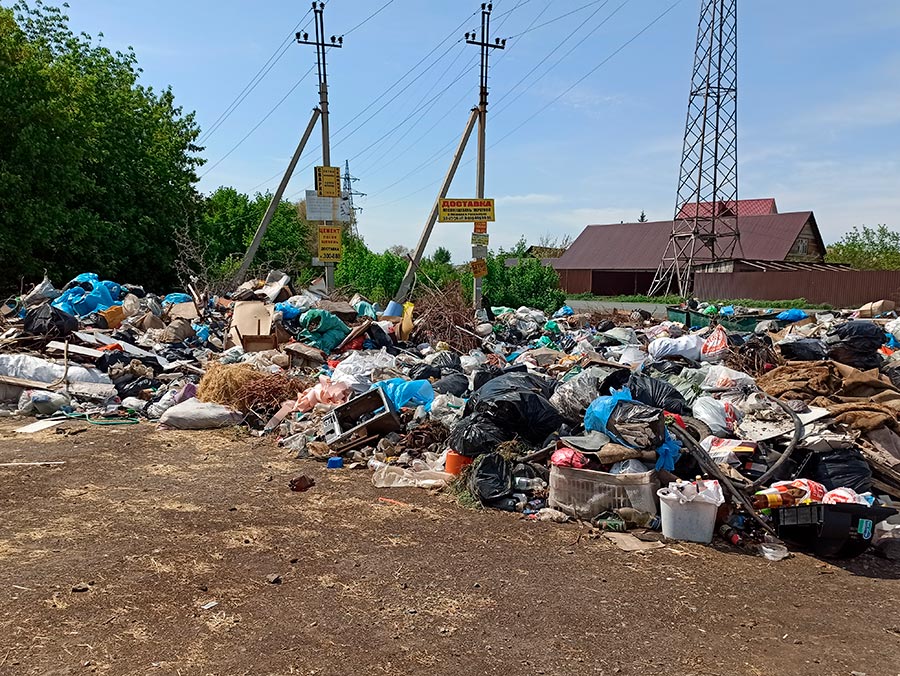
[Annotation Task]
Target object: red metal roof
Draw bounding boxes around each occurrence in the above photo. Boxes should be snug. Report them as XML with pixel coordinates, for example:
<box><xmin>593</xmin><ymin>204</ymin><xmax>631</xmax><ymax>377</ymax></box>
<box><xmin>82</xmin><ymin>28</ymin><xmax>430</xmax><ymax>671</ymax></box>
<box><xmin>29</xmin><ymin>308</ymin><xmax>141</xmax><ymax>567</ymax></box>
<box><xmin>554</xmin><ymin>211</ymin><xmax>815</xmax><ymax>271</ymax></box>
<box><xmin>676</xmin><ymin>198</ymin><xmax>777</xmax><ymax>219</ymax></box>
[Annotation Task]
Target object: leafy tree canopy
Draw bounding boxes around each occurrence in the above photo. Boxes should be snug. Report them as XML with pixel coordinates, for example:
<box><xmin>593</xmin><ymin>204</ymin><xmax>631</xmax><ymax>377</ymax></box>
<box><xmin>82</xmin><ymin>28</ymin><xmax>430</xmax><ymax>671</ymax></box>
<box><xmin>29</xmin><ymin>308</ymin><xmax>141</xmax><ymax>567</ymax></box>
<box><xmin>0</xmin><ymin>1</ymin><xmax>202</xmax><ymax>292</ymax></box>
<box><xmin>825</xmin><ymin>225</ymin><xmax>900</xmax><ymax>270</ymax></box>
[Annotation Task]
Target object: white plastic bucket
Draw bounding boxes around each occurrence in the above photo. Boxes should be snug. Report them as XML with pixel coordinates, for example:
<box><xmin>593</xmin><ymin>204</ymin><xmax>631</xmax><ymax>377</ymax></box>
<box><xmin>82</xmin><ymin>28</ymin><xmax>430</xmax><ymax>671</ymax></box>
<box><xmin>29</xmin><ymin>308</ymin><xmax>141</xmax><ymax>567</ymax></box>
<box><xmin>657</xmin><ymin>487</ymin><xmax>718</xmax><ymax>543</ymax></box>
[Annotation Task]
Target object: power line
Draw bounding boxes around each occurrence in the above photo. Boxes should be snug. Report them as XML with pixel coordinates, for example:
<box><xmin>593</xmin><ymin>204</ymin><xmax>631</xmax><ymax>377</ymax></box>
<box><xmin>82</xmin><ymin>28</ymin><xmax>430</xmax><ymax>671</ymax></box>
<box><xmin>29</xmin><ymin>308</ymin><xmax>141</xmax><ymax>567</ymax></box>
<box><xmin>506</xmin><ymin>0</ymin><xmax>612</xmax><ymax>39</ymax></box>
<box><xmin>492</xmin><ymin>0</ymin><xmax>625</xmax><ymax>114</ymax></box>
<box><xmin>369</xmin><ymin>0</ymin><xmax>683</xmax><ymax>207</ymax></box>
<box><xmin>199</xmin><ymin>7</ymin><xmax>315</xmax><ymax>144</ymax></box>
<box><xmin>341</xmin><ymin>0</ymin><xmax>397</xmax><ymax>37</ymax></box>
<box><xmin>490</xmin><ymin>0</ymin><xmax>684</xmax><ymax>148</ymax></box>
<box><xmin>200</xmin><ymin>65</ymin><xmax>316</xmax><ymax>179</ymax></box>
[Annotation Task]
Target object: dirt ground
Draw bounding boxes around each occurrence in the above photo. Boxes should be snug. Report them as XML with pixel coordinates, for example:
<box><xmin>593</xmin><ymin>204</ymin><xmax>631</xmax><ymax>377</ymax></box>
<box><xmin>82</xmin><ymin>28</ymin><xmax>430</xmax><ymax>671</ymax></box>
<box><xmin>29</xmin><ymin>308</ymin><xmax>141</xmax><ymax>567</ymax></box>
<box><xmin>0</xmin><ymin>420</ymin><xmax>898</xmax><ymax>676</ymax></box>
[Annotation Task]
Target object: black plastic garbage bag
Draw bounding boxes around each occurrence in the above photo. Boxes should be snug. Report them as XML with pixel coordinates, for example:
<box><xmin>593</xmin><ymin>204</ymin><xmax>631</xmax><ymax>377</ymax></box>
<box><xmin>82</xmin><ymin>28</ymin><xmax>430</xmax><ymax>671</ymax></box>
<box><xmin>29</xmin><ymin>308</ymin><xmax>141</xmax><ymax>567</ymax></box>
<box><xmin>23</xmin><ymin>304</ymin><xmax>77</xmax><ymax>337</ymax></box>
<box><xmin>825</xmin><ymin>321</ymin><xmax>884</xmax><ymax>370</ymax></box>
<box><xmin>467</xmin><ymin>452</ymin><xmax>513</xmax><ymax>504</ymax></box>
<box><xmin>431</xmin><ymin>351</ymin><xmax>463</xmax><ymax>374</ymax></box>
<box><xmin>408</xmin><ymin>363</ymin><xmax>442</xmax><ymax>381</ymax></box>
<box><xmin>432</xmin><ymin>372</ymin><xmax>469</xmax><ymax>397</ymax></box>
<box><xmin>465</xmin><ymin>372</ymin><xmax>562</xmax><ymax>444</ymax></box>
<box><xmin>549</xmin><ymin>366</ymin><xmax>630</xmax><ymax>423</ymax></box>
<box><xmin>628</xmin><ymin>374</ymin><xmax>688</xmax><ymax>415</ymax></box>
<box><xmin>472</xmin><ymin>364</ymin><xmax>503</xmax><ymax>391</ymax></box>
<box><xmin>595</xmin><ymin>320</ymin><xmax>615</xmax><ymax>332</ymax></box>
<box><xmin>779</xmin><ymin>338</ymin><xmax>827</xmax><ymax>362</ymax></box>
<box><xmin>117</xmin><ymin>377</ymin><xmax>159</xmax><ymax>399</ymax></box>
<box><xmin>800</xmin><ymin>447</ymin><xmax>873</xmax><ymax>494</ymax></box>
<box><xmin>448</xmin><ymin>413</ymin><xmax>514</xmax><ymax>456</ymax></box>
<box><xmin>645</xmin><ymin>360</ymin><xmax>685</xmax><ymax>376</ymax></box>
<box><xmin>607</xmin><ymin>400</ymin><xmax>665</xmax><ymax>449</ymax></box>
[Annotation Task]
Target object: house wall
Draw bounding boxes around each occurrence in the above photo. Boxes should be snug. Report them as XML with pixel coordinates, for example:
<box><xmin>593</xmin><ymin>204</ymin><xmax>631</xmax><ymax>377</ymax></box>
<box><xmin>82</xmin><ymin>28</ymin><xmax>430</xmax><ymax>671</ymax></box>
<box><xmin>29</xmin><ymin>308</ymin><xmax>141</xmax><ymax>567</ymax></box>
<box><xmin>785</xmin><ymin>220</ymin><xmax>825</xmax><ymax>262</ymax></box>
<box><xmin>556</xmin><ymin>269</ymin><xmax>592</xmax><ymax>294</ymax></box>
<box><xmin>591</xmin><ymin>270</ymin><xmax>656</xmax><ymax>296</ymax></box>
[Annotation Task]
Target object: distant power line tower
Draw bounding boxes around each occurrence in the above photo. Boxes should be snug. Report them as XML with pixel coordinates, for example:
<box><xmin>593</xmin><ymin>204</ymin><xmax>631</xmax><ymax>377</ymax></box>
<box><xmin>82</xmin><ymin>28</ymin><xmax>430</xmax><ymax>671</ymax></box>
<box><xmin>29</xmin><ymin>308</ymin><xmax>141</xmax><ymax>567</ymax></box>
<box><xmin>342</xmin><ymin>159</ymin><xmax>365</xmax><ymax>236</ymax></box>
<box><xmin>650</xmin><ymin>0</ymin><xmax>740</xmax><ymax>297</ymax></box>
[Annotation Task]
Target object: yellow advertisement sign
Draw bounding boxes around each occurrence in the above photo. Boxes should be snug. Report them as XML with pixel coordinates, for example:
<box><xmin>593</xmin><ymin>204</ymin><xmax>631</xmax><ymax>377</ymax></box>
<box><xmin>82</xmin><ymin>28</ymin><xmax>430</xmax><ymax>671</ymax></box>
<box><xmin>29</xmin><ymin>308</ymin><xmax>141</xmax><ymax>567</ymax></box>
<box><xmin>318</xmin><ymin>225</ymin><xmax>343</xmax><ymax>262</ymax></box>
<box><xmin>470</xmin><ymin>259</ymin><xmax>488</xmax><ymax>279</ymax></box>
<box><xmin>438</xmin><ymin>198</ymin><xmax>495</xmax><ymax>223</ymax></box>
<box><xmin>315</xmin><ymin>166</ymin><xmax>341</xmax><ymax>198</ymax></box>
<box><xmin>471</xmin><ymin>233</ymin><xmax>489</xmax><ymax>246</ymax></box>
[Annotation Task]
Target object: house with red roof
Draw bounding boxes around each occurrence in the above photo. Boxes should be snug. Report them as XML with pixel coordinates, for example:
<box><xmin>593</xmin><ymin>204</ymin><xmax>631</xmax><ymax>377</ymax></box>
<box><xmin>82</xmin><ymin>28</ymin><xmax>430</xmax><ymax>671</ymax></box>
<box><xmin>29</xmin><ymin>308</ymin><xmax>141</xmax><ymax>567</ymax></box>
<box><xmin>553</xmin><ymin>199</ymin><xmax>829</xmax><ymax>295</ymax></box>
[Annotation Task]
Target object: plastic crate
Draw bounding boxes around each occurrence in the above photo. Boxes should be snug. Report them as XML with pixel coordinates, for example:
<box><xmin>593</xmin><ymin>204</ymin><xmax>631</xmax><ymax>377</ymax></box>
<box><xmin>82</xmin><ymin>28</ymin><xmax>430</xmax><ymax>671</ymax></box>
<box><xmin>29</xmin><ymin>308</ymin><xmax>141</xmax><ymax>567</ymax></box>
<box><xmin>548</xmin><ymin>464</ymin><xmax>660</xmax><ymax>520</ymax></box>
<box><xmin>772</xmin><ymin>503</ymin><xmax>897</xmax><ymax>559</ymax></box>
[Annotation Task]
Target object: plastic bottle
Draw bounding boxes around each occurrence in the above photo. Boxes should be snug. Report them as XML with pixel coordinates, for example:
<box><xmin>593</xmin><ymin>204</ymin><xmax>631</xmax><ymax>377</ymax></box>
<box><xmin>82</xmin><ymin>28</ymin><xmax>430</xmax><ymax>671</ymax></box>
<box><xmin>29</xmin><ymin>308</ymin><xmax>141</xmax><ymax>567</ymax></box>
<box><xmin>719</xmin><ymin>524</ymin><xmax>744</xmax><ymax>547</ymax></box>
<box><xmin>513</xmin><ymin>476</ymin><xmax>547</xmax><ymax>491</ymax></box>
<box><xmin>367</xmin><ymin>458</ymin><xmax>387</xmax><ymax>471</ymax></box>
<box><xmin>616</xmin><ymin>507</ymin><xmax>661</xmax><ymax>530</ymax></box>
<box><xmin>752</xmin><ymin>487</ymin><xmax>804</xmax><ymax>509</ymax></box>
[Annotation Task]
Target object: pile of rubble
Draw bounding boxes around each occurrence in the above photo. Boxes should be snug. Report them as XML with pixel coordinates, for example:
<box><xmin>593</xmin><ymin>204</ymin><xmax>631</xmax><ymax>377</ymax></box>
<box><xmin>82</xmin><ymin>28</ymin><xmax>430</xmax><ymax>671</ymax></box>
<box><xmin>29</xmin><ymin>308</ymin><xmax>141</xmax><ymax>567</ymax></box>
<box><xmin>2</xmin><ymin>273</ymin><xmax>899</xmax><ymax>560</ymax></box>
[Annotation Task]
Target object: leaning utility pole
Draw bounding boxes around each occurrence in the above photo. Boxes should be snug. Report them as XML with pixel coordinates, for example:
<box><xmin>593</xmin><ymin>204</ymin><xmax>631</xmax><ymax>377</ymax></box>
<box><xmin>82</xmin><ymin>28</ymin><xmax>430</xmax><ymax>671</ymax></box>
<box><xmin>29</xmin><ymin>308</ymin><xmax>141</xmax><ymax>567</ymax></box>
<box><xmin>467</xmin><ymin>3</ymin><xmax>505</xmax><ymax>310</ymax></box>
<box><xmin>236</xmin><ymin>2</ymin><xmax>343</xmax><ymax>290</ymax></box>
<box><xmin>393</xmin><ymin>3</ymin><xmax>505</xmax><ymax>305</ymax></box>
<box><xmin>649</xmin><ymin>0</ymin><xmax>740</xmax><ymax>297</ymax></box>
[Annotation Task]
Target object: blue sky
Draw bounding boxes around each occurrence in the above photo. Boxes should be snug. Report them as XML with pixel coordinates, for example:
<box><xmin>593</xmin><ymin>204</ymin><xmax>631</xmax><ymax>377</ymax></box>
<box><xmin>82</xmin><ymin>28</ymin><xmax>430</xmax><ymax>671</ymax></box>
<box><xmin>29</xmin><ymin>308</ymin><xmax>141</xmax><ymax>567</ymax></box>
<box><xmin>63</xmin><ymin>0</ymin><xmax>900</xmax><ymax>263</ymax></box>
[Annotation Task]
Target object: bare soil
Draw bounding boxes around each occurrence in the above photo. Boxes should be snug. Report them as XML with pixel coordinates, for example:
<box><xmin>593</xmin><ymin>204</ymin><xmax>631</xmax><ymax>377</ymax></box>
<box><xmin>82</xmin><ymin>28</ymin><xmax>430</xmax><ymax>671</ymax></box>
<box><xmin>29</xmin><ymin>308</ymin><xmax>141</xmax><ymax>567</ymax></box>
<box><xmin>0</xmin><ymin>419</ymin><xmax>898</xmax><ymax>676</ymax></box>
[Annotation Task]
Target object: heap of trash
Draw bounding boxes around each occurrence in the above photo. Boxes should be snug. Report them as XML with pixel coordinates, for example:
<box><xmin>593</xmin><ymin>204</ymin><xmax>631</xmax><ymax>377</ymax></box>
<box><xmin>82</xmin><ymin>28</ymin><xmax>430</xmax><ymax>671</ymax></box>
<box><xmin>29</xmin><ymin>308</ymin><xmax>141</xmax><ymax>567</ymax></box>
<box><xmin>1</xmin><ymin>272</ymin><xmax>899</xmax><ymax>560</ymax></box>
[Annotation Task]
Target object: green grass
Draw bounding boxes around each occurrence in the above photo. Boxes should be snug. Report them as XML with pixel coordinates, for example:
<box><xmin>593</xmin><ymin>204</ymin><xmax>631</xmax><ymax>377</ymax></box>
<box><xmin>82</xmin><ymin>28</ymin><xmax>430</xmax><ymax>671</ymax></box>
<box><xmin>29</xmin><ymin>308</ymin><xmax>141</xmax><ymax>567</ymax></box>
<box><xmin>566</xmin><ymin>294</ymin><xmax>832</xmax><ymax>310</ymax></box>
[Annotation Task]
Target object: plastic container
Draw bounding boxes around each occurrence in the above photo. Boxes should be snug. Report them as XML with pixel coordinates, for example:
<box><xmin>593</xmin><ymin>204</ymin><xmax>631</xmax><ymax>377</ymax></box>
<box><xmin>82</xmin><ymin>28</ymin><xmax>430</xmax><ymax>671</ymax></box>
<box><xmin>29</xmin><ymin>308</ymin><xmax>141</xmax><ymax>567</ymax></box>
<box><xmin>445</xmin><ymin>450</ymin><xmax>473</xmax><ymax>476</ymax></box>
<box><xmin>383</xmin><ymin>300</ymin><xmax>404</xmax><ymax>318</ymax></box>
<box><xmin>326</xmin><ymin>456</ymin><xmax>344</xmax><ymax>469</ymax></box>
<box><xmin>657</xmin><ymin>486</ymin><xmax>718</xmax><ymax>543</ymax></box>
<box><xmin>548</xmin><ymin>465</ymin><xmax>659</xmax><ymax>520</ymax></box>
<box><xmin>771</xmin><ymin>503</ymin><xmax>897</xmax><ymax>559</ymax></box>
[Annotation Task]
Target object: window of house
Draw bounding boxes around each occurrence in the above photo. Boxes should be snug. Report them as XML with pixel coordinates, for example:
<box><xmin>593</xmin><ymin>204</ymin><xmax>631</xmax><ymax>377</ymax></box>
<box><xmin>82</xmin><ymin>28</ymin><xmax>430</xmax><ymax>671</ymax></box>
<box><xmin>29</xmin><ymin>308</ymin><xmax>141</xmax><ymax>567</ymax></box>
<box><xmin>796</xmin><ymin>239</ymin><xmax>809</xmax><ymax>254</ymax></box>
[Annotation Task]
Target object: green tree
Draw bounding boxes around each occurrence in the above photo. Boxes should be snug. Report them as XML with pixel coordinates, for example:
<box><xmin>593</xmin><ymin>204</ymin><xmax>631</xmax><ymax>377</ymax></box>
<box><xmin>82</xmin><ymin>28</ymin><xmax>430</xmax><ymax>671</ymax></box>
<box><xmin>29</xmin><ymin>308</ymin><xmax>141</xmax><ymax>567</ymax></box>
<box><xmin>638</xmin><ymin>210</ymin><xmax>648</xmax><ymax>222</ymax></box>
<box><xmin>0</xmin><ymin>2</ymin><xmax>203</xmax><ymax>292</ymax></box>
<box><xmin>432</xmin><ymin>246</ymin><xmax>452</xmax><ymax>264</ymax></box>
<box><xmin>825</xmin><ymin>225</ymin><xmax>900</xmax><ymax>270</ymax></box>
<box><xmin>334</xmin><ymin>236</ymin><xmax>406</xmax><ymax>305</ymax></box>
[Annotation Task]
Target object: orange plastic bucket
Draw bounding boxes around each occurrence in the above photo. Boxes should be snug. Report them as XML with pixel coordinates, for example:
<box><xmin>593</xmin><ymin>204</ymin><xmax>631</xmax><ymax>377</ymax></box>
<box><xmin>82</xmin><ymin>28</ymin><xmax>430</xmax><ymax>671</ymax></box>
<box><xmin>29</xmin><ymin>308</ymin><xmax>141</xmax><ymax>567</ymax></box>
<box><xmin>445</xmin><ymin>450</ymin><xmax>472</xmax><ymax>476</ymax></box>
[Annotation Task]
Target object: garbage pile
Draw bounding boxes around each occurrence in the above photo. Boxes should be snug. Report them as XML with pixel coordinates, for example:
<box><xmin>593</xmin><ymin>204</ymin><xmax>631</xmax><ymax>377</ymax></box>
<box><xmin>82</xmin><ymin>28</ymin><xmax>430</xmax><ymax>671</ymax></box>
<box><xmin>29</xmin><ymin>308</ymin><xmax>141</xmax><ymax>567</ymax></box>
<box><xmin>2</xmin><ymin>276</ymin><xmax>899</xmax><ymax>560</ymax></box>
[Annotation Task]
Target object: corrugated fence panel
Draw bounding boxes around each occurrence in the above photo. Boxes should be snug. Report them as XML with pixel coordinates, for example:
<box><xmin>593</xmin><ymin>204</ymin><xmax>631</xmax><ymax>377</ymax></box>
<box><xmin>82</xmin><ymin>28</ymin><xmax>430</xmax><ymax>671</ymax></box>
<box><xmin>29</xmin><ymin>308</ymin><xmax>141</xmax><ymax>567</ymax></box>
<box><xmin>694</xmin><ymin>271</ymin><xmax>900</xmax><ymax>306</ymax></box>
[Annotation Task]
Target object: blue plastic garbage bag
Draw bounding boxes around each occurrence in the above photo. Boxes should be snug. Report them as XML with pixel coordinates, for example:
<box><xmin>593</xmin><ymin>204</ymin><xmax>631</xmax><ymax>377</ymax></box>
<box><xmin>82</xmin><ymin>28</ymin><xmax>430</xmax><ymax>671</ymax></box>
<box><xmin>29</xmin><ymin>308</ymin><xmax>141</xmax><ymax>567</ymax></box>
<box><xmin>776</xmin><ymin>308</ymin><xmax>808</xmax><ymax>322</ymax></box>
<box><xmin>655</xmin><ymin>430</ymin><xmax>681</xmax><ymax>472</ymax></box>
<box><xmin>101</xmin><ymin>280</ymin><xmax>121</xmax><ymax>300</ymax></box>
<box><xmin>719</xmin><ymin>305</ymin><xmax>735</xmax><ymax>316</ymax></box>
<box><xmin>163</xmin><ymin>293</ymin><xmax>193</xmax><ymax>306</ymax></box>
<box><xmin>53</xmin><ymin>283</ymin><xmax>119</xmax><ymax>317</ymax></box>
<box><xmin>192</xmin><ymin>322</ymin><xmax>211</xmax><ymax>342</ymax></box>
<box><xmin>584</xmin><ymin>388</ymin><xmax>633</xmax><ymax>443</ymax></box>
<box><xmin>373</xmin><ymin>378</ymin><xmax>435</xmax><ymax>410</ymax></box>
<box><xmin>275</xmin><ymin>302</ymin><xmax>303</xmax><ymax>321</ymax></box>
<box><xmin>71</xmin><ymin>272</ymin><xmax>99</xmax><ymax>285</ymax></box>
<box><xmin>553</xmin><ymin>305</ymin><xmax>575</xmax><ymax>318</ymax></box>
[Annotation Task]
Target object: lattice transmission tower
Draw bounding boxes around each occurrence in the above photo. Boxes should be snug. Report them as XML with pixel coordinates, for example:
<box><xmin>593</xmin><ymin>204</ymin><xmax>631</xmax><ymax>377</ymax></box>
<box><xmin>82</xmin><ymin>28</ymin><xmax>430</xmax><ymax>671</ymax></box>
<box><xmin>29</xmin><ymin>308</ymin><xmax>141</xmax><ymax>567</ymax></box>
<box><xmin>649</xmin><ymin>0</ymin><xmax>741</xmax><ymax>297</ymax></box>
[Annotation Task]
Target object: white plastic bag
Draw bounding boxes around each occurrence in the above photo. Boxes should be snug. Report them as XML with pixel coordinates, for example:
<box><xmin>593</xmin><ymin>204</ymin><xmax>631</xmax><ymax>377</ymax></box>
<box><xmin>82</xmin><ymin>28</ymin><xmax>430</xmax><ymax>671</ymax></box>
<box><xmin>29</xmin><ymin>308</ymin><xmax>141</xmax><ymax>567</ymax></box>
<box><xmin>331</xmin><ymin>348</ymin><xmax>396</xmax><ymax>392</ymax></box>
<box><xmin>692</xmin><ymin>396</ymin><xmax>742</xmax><ymax>437</ymax></box>
<box><xmin>700</xmin><ymin>325</ymin><xmax>729</xmax><ymax>362</ymax></box>
<box><xmin>610</xmin><ymin>459</ymin><xmax>651</xmax><ymax>475</ymax></box>
<box><xmin>17</xmin><ymin>389</ymin><xmax>70</xmax><ymax>415</ymax></box>
<box><xmin>430</xmin><ymin>393</ymin><xmax>466</xmax><ymax>426</ymax></box>
<box><xmin>371</xmin><ymin>464</ymin><xmax>453</xmax><ymax>489</ymax></box>
<box><xmin>159</xmin><ymin>399</ymin><xmax>242</xmax><ymax>430</ymax></box>
<box><xmin>647</xmin><ymin>334</ymin><xmax>704</xmax><ymax>361</ymax></box>
<box><xmin>0</xmin><ymin>354</ymin><xmax>111</xmax><ymax>385</ymax></box>
<box><xmin>701</xmin><ymin>365</ymin><xmax>756</xmax><ymax>391</ymax></box>
<box><xmin>664</xmin><ymin>479</ymin><xmax>724</xmax><ymax>506</ymax></box>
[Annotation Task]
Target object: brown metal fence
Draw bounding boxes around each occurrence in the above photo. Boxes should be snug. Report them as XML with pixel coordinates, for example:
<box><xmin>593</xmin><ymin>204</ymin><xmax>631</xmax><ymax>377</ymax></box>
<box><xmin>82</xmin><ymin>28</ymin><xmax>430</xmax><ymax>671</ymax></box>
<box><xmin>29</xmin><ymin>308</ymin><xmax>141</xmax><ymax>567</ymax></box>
<box><xmin>694</xmin><ymin>270</ymin><xmax>900</xmax><ymax>307</ymax></box>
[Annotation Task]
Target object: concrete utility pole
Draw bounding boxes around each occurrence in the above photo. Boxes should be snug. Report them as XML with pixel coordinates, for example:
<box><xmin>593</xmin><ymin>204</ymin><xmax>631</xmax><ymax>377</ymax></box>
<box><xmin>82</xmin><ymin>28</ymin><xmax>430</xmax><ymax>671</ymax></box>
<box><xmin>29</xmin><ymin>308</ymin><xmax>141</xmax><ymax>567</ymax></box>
<box><xmin>466</xmin><ymin>3</ymin><xmax>505</xmax><ymax>310</ymax></box>
<box><xmin>393</xmin><ymin>3</ymin><xmax>505</xmax><ymax>306</ymax></box>
<box><xmin>298</xmin><ymin>2</ymin><xmax>343</xmax><ymax>293</ymax></box>
<box><xmin>236</xmin><ymin>3</ymin><xmax>344</xmax><ymax>288</ymax></box>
